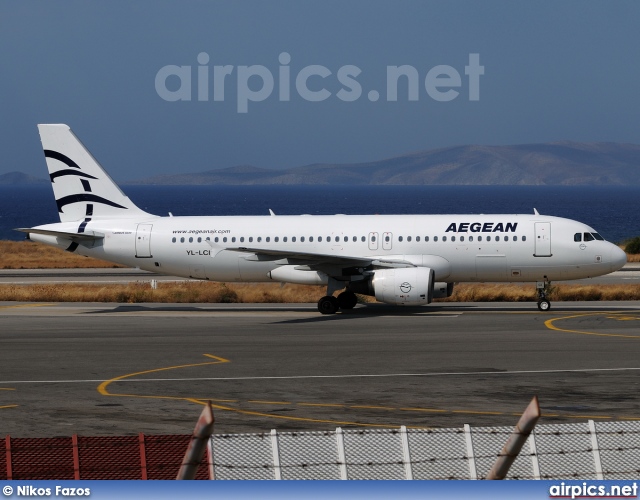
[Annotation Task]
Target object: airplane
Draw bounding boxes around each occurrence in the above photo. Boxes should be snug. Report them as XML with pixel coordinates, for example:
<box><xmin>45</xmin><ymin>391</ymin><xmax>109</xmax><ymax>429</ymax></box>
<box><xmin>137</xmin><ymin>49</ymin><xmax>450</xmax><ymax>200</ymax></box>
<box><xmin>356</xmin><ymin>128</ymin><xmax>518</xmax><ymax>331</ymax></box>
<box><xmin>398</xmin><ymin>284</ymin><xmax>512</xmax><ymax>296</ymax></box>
<box><xmin>18</xmin><ymin>124</ymin><xmax>627</xmax><ymax>314</ymax></box>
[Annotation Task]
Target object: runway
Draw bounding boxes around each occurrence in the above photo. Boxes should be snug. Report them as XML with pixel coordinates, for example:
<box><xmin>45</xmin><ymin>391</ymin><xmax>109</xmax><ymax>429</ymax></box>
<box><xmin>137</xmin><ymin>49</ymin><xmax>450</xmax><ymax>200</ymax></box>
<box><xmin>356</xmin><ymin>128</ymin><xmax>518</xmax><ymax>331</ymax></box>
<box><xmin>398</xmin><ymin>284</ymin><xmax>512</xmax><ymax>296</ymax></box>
<box><xmin>1</xmin><ymin>301</ymin><xmax>640</xmax><ymax>437</ymax></box>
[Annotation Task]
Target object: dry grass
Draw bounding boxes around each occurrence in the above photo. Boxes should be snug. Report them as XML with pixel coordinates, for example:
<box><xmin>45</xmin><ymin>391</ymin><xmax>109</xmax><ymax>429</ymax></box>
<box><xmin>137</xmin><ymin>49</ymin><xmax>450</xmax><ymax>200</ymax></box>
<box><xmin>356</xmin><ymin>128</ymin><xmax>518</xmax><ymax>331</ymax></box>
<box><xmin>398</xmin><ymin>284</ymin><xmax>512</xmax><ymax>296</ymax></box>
<box><xmin>0</xmin><ymin>281</ymin><xmax>639</xmax><ymax>304</ymax></box>
<box><xmin>438</xmin><ymin>283</ymin><xmax>640</xmax><ymax>302</ymax></box>
<box><xmin>0</xmin><ymin>240</ymin><xmax>123</xmax><ymax>269</ymax></box>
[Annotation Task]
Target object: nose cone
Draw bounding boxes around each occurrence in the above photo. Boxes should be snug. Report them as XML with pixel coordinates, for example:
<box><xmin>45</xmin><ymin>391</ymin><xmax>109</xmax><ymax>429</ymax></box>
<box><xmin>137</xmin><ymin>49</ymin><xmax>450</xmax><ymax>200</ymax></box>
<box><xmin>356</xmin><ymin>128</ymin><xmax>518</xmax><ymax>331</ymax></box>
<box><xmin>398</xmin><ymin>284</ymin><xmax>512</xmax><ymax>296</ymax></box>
<box><xmin>610</xmin><ymin>245</ymin><xmax>627</xmax><ymax>272</ymax></box>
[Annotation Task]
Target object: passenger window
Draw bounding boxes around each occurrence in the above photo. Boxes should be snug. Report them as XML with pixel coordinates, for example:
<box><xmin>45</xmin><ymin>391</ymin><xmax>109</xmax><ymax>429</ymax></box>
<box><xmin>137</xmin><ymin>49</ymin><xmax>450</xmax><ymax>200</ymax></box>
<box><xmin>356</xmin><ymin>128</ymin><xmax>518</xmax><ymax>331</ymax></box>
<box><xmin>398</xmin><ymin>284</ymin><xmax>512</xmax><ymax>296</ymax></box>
<box><xmin>385</xmin><ymin>235</ymin><xmax>390</xmax><ymax>242</ymax></box>
<box><xmin>172</xmin><ymin>237</ymin><xmax>176</xmax><ymax>243</ymax></box>
<box><xmin>335</xmin><ymin>236</ymin><xmax>339</xmax><ymax>242</ymax></box>
<box><xmin>309</xmin><ymin>236</ymin><xmax>313</xmax><ymax>242</ymax></box>
<box><xmin>223</xmin><ymin>237</ymin><xmax>227</xmax><ymax>243</ymax></box>
<box><xmin>300</xmin><ymin>236</ymin><xmax>304</xmax><ymax>242</ymax></box>
<box><xmin>574</xmin><ymin>233</ymin><xmax>582</xmax><ymax>242</ymax></box>
<box><xmin>249</xmin><ymin>237</ymin><xmax>253</xmax><ymax>242</ymax></box>
<box><xmin>215</xmin><ymin>237</ymin><xmax>219</xmax><ymax>243</ymax></box>
<box><xmin>495</xmin><ymin>235</ymin><xmax>499</xmax><ymax>242</ymax></box>
<box><xmin>451</xmin><ymin>236</ymin><xmax>455</xmax><ymax>242</ymax></box>
<box><xmin>231</xmin><ymin>237</ymin><xmax>236</xmax><ymax>243</ymax></box>
<box><xmin>416</xmin><ymin>236</ymin><xmax>420</xmax><ymax>242</ymax></box>
<box><xmin>512</xmin><ymin>236</ymin><xmax>517</xmax><ymax>241</ymax></box>
<box><xmin>469</xmin><ymin>236</ymin><xmax>473</xmax><ymax>242</ymax></box>
<box><xmin>352</xmin><ymin>236</ymin><xmax>357</xmax><ymax>242</ymax></box>
<box><xmin>478</xmin><ymin>236</ymin><xmax>482</xmax><ymax>242</ymax></box>
<box><xmin>522</xmin><ymin>236</ymin><xmax>526</xmax><ymax>241</ymax></box>
<box><xmin>327</xmin><ymin>236</ymin><xmax>331</xmax><ymax>241</ymax></box>
<box><xmin>486</xmin><ymin>236</ymin><xmax>491</xmax><ymax>242</ymax></box>
<box><xmin>593</xmin><ymin>233</ymin><xmax>604</xmax><ymax>241</ymax></box>
<box><xmin>318</xmin><ymin>236</ymin><xmax>322</xmax><ymax>242</ymax></box>
<box><xmin>408</xmin><ymin>236</ymin><xmax>412</xmax><ymax>242</ymax></box>
<box><xmin>460</xmin><ymin>236</ymin><xmax>464</xmax><ymax>242</ymax></box>
<box><xmin>275</xmin><ymin>237</ymin><xmax>279</xmax><ymax>242</ymax></box>
<box><xmin>434</xmin><ymin>236</ymin><xmax>438</xmax><ymax>242</ymax></box>
<box><xmin>504</xmin><ymin>236</ymin><xmax>508</xmax><ymax>242</ymax></box>
<box><xmin>240</xmin><ymin>237</ymin><xmax>244</xmax><ymax>243</ymax></box>
<box><xmin>266</xmin><ymin>237</ymin><xmax>270</xmax><ymax>242</ymax></box>
<box><xmin>361</xmin><ymin>236</ymin><xmax>366</xmax><ymax>242</ymax></box>
<box><xmin>425</xmin><ymin>236</ymin><xmax>429</xmax><ymax>242</ymax></box>
<box><xmin>399</xmin><ymin>236</ymin><xmax>403</xmax><ymax>242</ymax></box>
<box><xmin>189</xmin><ymin>237</ymin><xmax>193</xmax><ymax>243</ymax></box>
<box><xmin>371</xmin><ymin>235</ymin><xmax>376</xmax><ymax>242</ymax></box>
<box><xmin>283</xmin><ymin>237</ymin><xmax>288</xmax><ymax>242</ymax></box>
<box><xmin>292</xmin><ymin>237</ymin><xmax>296</xmax><ymax>242</ymax></box>
<box><xmin>198</xmin><ymin>237</ymin><xmax>202</xmax><ymax>243</ymax></box>
<box><xmin>344</xmin><ymin>236</ymin><xmax>348</xmax><ymax>242</ymax></box>
<box><xmin>180</xmin><ymin>237</ymin><xmax>185</xmax><ymax>243</ymax></box>
<box><xmin>257</xmin><ymin>237</ymin><xmax>261</xmax><ymax>242</ymax></box>
<box><xmin>443</xmin><ymin>236</ymin><xmax>447</xmax><ymax>242</ymax></box>
<box><xmin>584</xmin><ymin>232</ymin><xmax>594</xmax><ymax>242</ymax></box>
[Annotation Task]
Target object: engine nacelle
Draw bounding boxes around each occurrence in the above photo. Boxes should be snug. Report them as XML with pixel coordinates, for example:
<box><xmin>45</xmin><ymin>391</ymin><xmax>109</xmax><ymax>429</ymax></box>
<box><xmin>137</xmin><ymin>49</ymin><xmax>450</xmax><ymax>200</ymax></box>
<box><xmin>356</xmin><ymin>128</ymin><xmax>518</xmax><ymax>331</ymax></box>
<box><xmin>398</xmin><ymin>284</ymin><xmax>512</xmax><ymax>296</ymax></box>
<box><xmin>433</xmin><ymin>282</ymin><xmax>454</xmax><ymax>299</ymax></box>
<box><xmin>268</xmin><ymin>265</ymin><xmax>328</xmax><ymax>285</ymax></box>
<box><xmin>371</xmin><ymin>267</ymin><xmax>434</xmax><ymax>305</ymax></box>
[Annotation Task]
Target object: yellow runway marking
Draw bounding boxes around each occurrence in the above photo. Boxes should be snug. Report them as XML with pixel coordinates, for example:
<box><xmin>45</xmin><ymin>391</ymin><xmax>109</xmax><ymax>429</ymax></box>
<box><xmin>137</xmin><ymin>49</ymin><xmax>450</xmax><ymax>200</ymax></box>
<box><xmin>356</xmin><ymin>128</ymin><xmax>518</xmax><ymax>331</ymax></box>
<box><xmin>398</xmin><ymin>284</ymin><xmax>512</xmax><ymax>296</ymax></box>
<box><xmin>0</xmin><ymin>405</ymin><xmax>18</xmax><ymax>409</ymax></box>
<box><xmin>248</xmin><ymin>400</ymin><xmax>292</xmax><ymax>405</ymax></box>
<box><xmin>0</xmin><ymin>303</ymin><xmax>57</xmax><ymax>311</ymax></box>
<box><xmin>545</xmin><ymin>311</ymin><xmax>640</xmax><ymax>339</ymax></box>
<box><xmin>0</xmin><ymin>388</ymin><xmax>16</xmax><ymax>391</ymax></box>
<box><xmin>97</xmin><ymin>354</ymin><xmax>640</xmax><ymax>426</ymax></box>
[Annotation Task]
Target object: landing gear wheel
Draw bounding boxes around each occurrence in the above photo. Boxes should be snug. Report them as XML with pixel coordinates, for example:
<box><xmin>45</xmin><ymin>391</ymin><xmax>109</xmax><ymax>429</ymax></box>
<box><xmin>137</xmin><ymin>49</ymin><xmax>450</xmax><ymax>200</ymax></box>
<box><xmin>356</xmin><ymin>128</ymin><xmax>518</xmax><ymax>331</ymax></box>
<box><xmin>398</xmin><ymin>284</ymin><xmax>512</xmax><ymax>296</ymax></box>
<box><xmin>537</xmin><ymin>299</ymin><xmax>551</xmax><ymax>311</ymax></box>
<box><xmin>337</xmin><ymin>291</ymin><xmax>358</xmax><ymax>310</ymax></box>
<box><xmin>318</xmin><ymin>296</ymin><xmax>339</xmax><ymax>314</ymax></box>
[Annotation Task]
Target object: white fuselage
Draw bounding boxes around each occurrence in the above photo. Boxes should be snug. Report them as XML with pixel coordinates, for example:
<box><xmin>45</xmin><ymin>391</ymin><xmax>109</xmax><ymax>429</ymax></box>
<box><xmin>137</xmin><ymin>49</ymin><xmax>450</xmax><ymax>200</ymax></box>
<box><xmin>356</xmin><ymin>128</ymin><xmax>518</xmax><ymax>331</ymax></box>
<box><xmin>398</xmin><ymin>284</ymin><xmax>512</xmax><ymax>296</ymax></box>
<box><xmin>30</xmin><ymin>213</ymin><xmax>627</xmax><ymax>284</ymax></box>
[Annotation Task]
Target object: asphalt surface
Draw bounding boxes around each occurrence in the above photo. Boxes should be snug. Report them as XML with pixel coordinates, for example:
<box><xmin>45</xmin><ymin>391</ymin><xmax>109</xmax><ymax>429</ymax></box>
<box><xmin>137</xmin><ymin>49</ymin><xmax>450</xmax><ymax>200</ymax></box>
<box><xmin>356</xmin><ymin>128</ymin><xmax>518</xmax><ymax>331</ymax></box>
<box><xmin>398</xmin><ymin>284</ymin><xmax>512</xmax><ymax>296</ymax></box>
<box><xmin>0</xmin><ymin>264</ymin><xmax>638</xmax><ymax>284</ymax></box>
<box><xmin>1</xmin><ymin>301</ymin><xmax>640</xmax><ymax>437</ymax></box>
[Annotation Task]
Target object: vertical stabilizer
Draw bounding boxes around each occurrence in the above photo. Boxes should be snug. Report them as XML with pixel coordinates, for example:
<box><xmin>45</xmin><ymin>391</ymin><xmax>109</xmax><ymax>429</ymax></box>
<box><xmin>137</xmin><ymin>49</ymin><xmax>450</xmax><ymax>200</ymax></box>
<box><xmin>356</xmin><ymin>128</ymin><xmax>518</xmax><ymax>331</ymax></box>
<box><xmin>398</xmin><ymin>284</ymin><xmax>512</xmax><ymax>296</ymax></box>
<box><xmin>37</xmin><ymin>124</ymin><xmax>151</xmax><ymax>222</ymax></box>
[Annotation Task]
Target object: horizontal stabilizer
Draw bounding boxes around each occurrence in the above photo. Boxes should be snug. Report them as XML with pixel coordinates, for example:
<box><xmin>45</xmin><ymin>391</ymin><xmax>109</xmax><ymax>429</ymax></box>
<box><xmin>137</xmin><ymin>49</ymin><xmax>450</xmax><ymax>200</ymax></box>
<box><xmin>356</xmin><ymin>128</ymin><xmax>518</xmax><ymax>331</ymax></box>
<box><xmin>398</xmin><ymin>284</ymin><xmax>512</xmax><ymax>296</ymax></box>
<box><xmin>15</xmin><ymin>228</ymin><xmax>104</xmax><ymax>243</ymax></box>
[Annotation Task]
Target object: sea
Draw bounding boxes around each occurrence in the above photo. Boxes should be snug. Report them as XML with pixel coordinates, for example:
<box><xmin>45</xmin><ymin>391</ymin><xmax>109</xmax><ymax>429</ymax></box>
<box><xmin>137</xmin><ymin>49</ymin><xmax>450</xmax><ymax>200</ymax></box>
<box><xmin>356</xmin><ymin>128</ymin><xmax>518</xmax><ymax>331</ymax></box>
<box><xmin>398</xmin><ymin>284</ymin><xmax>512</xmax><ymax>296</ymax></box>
<box><xmin>1</xmin><ymin>185</ymin><xmax>638</xmax><ymax>243</ymax></box>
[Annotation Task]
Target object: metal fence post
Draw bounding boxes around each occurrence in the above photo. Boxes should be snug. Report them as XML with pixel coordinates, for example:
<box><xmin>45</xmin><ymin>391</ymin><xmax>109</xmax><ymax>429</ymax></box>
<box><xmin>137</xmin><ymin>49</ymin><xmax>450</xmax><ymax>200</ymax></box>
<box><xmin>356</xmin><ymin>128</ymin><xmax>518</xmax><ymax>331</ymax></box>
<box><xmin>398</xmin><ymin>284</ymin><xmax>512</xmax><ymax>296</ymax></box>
<box><xmin>528</xmin><ymin>432</ymin><xmax>541</xmax><ymax>480</ymax></box>
<box><xmin>270</xmin><ymin>429</ymin><xmax>282</xmax><ymax>480</ymax></box>
<box><xmin>463</xmin><ymin>424</ymin><xmax>478</xmax><ymax>479</ymax></box>
<box><xmin>138</xmin><ymin>433</ymin><xmax>147</xmax><ymax>480</ymax></box>
<box><xmin>207</xmin><ymin>437</ymin><xmax>215</xmax><ymax>480</ymax></box>
<box><xmin>486</xmin><ymin>395</ymin><xmax>541</xmax><ymax>480</ymax></box>
<box><xmin>400</xmin><ymin>426</ymin><xmax>413</xmax><ymax>480</ymax></box>
<box><xmin>335</xmin><ymin>427</ymin><xmax>348</xmax><ymax>480</ymax></box>
<box><xmin>176</xmin><ymin>402</ymin><xmax>215</xmax><ymax>480</ymax></box>
<box><xmin>5</xmin><ymin>435</ymin><xmax>12</xmax><ymax>480</ymax></box>
<box><xmin>72</xmin><ymin>434</ymin><xmax>80</xmax><ymax>480</ymax></box>
<box><xmin>588</xmin><ymin>420</ymin><xmax>604</xmax><ymax>480</ymax></box>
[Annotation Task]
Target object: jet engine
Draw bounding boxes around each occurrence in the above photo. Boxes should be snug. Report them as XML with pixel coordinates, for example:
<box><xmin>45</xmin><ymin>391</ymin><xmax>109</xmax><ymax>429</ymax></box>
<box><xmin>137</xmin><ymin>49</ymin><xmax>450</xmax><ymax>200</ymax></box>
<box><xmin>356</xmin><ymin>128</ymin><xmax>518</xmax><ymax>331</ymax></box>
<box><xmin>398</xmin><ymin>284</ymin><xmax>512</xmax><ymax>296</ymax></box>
<box><xmin>369</xmin><ymin>267</ymin><xmax>435</xmax><ymax>305</ymax></box>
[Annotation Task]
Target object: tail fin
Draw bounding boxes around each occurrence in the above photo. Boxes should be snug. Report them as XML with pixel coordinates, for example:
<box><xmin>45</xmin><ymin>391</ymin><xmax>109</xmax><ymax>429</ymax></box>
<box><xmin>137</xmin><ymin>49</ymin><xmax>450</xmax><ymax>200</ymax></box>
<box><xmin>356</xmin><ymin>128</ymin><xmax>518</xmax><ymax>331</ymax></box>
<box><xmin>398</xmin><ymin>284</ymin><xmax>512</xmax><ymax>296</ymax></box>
<box><xmin>37</xmin><ymin>124</ymin><xmax>151</xmax><ymax>222</ymax></box>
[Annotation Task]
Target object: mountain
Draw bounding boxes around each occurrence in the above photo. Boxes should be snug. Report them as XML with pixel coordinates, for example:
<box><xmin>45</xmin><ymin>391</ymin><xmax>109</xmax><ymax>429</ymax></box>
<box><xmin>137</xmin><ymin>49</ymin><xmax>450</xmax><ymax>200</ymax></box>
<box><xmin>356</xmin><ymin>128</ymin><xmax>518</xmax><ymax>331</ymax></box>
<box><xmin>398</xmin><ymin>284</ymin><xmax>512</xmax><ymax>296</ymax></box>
<box><xmin>132</xmin><ymin>141</ymin><xmax>640</xmax><ymax>186</ymax></box>
<box><xmin>0</xmin><ymin>171</ymin><xmax>47</xmax><ymax>185</ymax></box>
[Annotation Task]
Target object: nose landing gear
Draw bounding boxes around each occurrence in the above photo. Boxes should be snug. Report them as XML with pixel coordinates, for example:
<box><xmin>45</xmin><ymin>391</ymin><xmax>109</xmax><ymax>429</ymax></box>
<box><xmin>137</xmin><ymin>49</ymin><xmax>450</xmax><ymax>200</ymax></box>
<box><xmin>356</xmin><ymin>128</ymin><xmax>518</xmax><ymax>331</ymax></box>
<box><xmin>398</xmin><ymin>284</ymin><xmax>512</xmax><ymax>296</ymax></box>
<box><xmin>536</xmin><ymin>281</ymin><xmax>551</xmax><ymax>311</ymax></box>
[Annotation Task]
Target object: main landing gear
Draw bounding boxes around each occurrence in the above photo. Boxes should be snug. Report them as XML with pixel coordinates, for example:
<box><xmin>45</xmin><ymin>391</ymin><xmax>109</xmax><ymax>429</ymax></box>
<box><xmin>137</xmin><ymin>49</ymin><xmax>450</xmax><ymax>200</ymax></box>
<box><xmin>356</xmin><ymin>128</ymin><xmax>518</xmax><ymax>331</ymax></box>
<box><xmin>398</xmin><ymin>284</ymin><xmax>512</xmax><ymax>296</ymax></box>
<box><xmin>317</xmin><ymin>290</ymin><xmax>358</xmax><ymax>314</ymax></box>
<box><xmin>536</xmin><ymin>281</ymin><xmax>551</xmax><ymax>311</ymax></box>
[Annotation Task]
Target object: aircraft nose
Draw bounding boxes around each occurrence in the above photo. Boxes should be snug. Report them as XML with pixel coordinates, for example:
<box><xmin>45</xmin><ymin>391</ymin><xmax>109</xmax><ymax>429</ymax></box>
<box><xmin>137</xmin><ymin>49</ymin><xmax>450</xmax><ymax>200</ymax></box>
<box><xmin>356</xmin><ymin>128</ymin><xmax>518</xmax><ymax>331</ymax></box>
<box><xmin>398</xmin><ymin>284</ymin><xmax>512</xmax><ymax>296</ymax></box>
<box><xmin>609</xmin><ymin>245</ymin><xmax>627</xmax><ymax>272</ymax></box>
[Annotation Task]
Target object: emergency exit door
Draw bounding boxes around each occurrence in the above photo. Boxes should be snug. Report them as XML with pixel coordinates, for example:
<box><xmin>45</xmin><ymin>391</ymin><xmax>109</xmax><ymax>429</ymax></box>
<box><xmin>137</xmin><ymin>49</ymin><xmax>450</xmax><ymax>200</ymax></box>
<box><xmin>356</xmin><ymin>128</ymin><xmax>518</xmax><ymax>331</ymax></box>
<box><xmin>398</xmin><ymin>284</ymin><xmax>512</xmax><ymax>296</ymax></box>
<box><xmin>534</xmin><ymin>222</ymin><xmax>551</xmax><ymax>257</ymax></box>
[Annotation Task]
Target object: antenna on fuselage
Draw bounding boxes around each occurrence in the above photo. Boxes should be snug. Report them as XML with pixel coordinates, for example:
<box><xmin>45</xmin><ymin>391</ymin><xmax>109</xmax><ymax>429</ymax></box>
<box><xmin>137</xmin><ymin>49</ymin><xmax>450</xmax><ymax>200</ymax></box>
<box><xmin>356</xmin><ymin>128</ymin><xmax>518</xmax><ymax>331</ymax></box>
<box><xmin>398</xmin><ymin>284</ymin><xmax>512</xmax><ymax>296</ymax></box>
<box><xmin>533</xmin><ymin>208</ymin><xmax>540</xmax><ymax>215</ymax></box>
<box><xmin>269</xmin><ymin>209</ymin><xmax>276</xmax><ymax>216</ymax></box>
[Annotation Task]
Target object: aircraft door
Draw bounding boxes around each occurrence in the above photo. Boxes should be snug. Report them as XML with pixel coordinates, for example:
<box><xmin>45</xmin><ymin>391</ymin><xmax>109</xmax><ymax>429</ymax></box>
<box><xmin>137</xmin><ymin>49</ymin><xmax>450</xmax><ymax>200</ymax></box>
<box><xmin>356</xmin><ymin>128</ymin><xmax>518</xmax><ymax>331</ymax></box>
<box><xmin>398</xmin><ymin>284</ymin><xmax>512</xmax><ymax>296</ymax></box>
<box><xmin>368</xmin><ymin>232</ymin><xmax>379</xmax><ymax>251</ymax></box>
<box><xmin>135</xmin><ymin>223</ymin><xmax>153</xmax><ymax>258</ymax></box>
<box><xmin>534</xmin><ymin>222</ymin><xmax>552</xmax><ymax>257</ymax></box>
<box><xmin>382</xmin><ymin>232</ymin><xmax>393</xmax><ymax>251</ymax></box>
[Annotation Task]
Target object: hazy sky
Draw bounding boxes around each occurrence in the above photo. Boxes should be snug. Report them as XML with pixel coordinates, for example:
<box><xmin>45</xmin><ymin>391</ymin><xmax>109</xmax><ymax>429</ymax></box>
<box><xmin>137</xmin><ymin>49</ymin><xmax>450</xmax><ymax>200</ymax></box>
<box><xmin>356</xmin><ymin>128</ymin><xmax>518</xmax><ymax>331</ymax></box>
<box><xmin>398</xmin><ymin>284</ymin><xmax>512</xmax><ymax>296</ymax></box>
<box><xmin>2</xmin><ymin>1</ymin><xmax>640</xmax><ymax>181</ymax></box>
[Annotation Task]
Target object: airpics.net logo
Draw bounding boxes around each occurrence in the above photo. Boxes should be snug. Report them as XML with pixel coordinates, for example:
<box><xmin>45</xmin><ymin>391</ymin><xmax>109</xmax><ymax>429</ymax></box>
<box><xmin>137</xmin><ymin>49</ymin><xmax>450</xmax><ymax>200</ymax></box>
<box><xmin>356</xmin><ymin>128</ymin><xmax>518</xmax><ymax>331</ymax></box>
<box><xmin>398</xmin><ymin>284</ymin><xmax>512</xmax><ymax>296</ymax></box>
<box><xmin>155</xmin><ymin>52</ymin><xmax>484</xmax><ymax>113</ymax></box>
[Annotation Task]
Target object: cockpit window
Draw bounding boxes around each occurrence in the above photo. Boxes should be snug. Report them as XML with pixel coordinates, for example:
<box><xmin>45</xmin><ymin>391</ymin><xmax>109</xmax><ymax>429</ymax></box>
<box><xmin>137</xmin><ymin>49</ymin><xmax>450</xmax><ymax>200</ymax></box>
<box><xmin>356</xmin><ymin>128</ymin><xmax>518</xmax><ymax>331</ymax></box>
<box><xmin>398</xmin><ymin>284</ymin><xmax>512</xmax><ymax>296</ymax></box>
<box><xmin>574</xmin><ymin>233</ymin><xmax>582</xmax><ymax>242</ymax></box>
<box><xmin>583</xmin><ymin>232</ymin><xmax>595</xmax><ymax>242</ymax></box>
<box><xmin>592</xmin><ymin>233</ymin><xmax>604</xmax><ymax>241</ymax></box>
